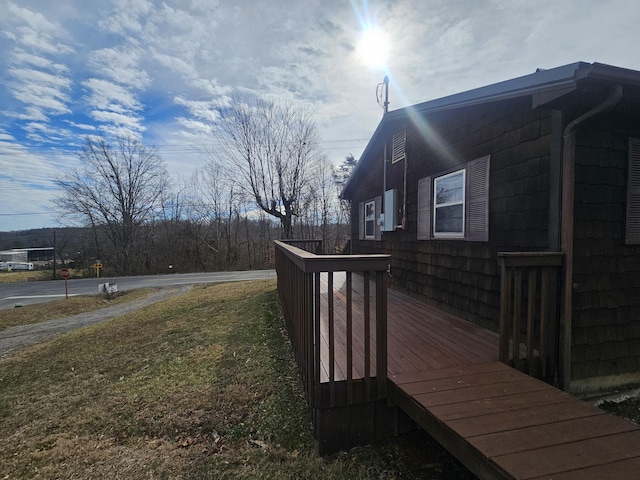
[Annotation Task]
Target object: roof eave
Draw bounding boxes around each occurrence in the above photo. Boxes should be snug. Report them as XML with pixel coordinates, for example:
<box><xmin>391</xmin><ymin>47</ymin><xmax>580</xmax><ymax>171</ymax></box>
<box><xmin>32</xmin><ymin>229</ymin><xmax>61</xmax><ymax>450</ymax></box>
<box><xmin>341</xmin><ymin>61</ymin><xmax>640</xmax><ymax>201</ymax></box>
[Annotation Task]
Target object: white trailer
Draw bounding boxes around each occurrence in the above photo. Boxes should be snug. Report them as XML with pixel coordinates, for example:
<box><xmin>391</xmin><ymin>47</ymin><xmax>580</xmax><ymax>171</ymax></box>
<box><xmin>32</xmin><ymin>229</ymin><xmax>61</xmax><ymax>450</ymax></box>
<box><xmin>0</xmin><ymin>262</ymin><xmax>34</xmax><ymax>271</ymax></box>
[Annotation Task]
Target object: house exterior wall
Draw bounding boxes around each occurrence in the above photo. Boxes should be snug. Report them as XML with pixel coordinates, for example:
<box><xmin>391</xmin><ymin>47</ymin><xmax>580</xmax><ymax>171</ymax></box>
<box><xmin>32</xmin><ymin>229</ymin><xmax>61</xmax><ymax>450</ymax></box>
<box><xmin>350</xmin><ymin>97</ymin><xmax>555</xmax><ymax>332</ymax></box>
<box><xmin>571</xmin><ymin>124</ymin><xmax>640</xmax><ymax>386</ymax></box>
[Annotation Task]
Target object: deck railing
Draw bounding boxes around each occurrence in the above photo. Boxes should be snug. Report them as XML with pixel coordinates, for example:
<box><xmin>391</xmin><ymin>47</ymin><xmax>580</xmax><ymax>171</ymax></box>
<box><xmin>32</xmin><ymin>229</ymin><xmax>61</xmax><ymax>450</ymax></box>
<box><xmin>275</xmin><ymin>240</ymin><xmax>390</xmax><ymax>409</ymax></box>
<box><xmin>281</xmin><ymin>239</ymin><xmax>323</xmax><ymax>254</ymax></box>
<box><xmin>498</xmin><ymin>252</ymin><xmax>563</xmax><ymax>384</ymax></box>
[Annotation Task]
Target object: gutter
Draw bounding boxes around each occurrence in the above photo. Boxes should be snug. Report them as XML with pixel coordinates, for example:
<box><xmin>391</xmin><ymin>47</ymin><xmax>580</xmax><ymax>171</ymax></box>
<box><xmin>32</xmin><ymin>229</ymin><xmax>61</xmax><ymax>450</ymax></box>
<box><xmin>559</xmin><ymin>83</ymin><xmax>623</xmax><ymax>390</ymax></box>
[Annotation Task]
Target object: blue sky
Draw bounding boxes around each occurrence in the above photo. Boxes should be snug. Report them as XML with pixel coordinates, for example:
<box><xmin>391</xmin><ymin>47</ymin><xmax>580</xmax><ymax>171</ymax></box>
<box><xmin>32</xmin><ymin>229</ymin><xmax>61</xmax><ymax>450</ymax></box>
<box><xmin>1</xmin><ymin>0</ymin><xmax>640</xmax><ymax>231</ymax></box>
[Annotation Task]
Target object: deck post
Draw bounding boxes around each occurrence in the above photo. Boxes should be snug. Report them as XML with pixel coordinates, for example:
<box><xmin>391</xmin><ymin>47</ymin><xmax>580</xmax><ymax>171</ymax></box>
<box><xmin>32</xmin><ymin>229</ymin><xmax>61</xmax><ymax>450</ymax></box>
<box><xmin>346</xmin><ymin>272</ymin><xmax>353</xmax><ymax>404</ymax></box>
<box><xmin>498</xmin><ymin>257</ymin><xmax>510</xmax><ymax>363</ymax></box>
<box><xmin>376</xmin><ymin>269</ymin><xmax>388</xmax><ymax>399</ymax></box>
<box><xmin>364</xmin><ymin>271</ymin><xmax>371</xmax><ymax>401</ymax></box>
<box><xmin>311</xmin><ymin>271</ymin><xmax>320</xmax><ymax>407</ymax></box>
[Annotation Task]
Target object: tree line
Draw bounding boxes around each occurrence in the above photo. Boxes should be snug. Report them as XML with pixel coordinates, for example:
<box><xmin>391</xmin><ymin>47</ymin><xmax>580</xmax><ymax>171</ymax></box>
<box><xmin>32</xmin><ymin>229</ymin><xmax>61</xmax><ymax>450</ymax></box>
<box><xmin>46</xmin><ymin>96</ymin><xmax>355</xmax><ymax>276</ymax></box>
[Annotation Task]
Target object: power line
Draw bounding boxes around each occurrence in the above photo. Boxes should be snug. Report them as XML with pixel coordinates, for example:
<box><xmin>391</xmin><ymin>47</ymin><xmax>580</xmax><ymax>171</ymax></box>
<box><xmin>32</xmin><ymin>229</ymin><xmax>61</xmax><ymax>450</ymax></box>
<box><xmin>0</xmin><ymin>138</ymin><xmax>370</xmax><ymax>156</ymax></box>
<box><xmin>0</xmin><ymin>212</ymin><xmax>62</xmax><ymax>216</ymax></box>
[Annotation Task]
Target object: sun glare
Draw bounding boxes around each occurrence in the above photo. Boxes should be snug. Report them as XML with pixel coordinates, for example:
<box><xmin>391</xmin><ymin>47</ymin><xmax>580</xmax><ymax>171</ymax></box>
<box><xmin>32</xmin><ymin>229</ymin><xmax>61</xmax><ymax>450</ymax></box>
<box><xmin>357</xmin><ymin>28</ymin><xmax>390</xmax><ymax>69</ymax></box>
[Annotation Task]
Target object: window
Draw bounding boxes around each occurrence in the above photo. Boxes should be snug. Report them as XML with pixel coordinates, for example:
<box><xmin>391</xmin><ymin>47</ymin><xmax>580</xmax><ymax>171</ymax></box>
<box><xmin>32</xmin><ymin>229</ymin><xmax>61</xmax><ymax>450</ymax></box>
<box><xmin>364</xmin><ymin>200</ymin><xmax>376</xmax><ymax>238</ymax></box>
<box><xmin>358</xmin><ymin>196</ymin><xmax>382</xmax><ymax>241</ymax></box>
<box><xmin>434</xmin><ymin>169</ymin><xmax>465</xmax><ymax>237</ymax></box>
<box><xmin>417</xmin><ymin>155</ymin><xmax>490</xmax><ymax>242</ymax></box>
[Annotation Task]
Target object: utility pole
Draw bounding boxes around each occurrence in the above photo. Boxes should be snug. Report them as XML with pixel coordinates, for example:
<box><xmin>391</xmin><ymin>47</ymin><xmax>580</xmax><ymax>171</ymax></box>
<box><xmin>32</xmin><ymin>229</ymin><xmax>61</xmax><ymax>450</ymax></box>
<box><xmin>377</xmin><ymin>76</ymin><xmax>390</xmax><ymax>115</ymax></box>
<box><xmin>52</xmin><ymin>228</ymin><xmax>56</xmax><ymax>280</ymax></box>
<box><xmin>383</xmin><ymin>75</ymin><xmax>389</xmax><ymax>114</ymax></box>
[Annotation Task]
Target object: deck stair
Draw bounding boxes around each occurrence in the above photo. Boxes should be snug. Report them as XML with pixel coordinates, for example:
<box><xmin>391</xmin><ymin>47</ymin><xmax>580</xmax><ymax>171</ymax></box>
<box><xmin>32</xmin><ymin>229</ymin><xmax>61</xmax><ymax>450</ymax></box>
<box><xmin>390</xmin><ymin>361</ymin><xmax>640</xmax><ymax>480</ymax></box>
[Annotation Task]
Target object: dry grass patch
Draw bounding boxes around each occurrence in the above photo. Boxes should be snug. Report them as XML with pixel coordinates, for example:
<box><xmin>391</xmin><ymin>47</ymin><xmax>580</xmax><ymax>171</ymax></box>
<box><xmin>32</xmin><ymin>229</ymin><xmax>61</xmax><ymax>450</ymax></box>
<box><xmin>0</xmin><ymin>279</ymin><xmax>476</xmax><ymax>480</ymax></box>
<box><xmin>0</xmin><ymin>268</ymin><xmax>88</xmax><ymax>284</ymax></box>
<box><xmin>0</xmin><ymin>288</ymin><xmax>155</xmax><ymax>330</ymax></box>
<box><xmin>0</xmin><ymin>270</ymin><xmax>51</xmax><ymax>283</ymax></box>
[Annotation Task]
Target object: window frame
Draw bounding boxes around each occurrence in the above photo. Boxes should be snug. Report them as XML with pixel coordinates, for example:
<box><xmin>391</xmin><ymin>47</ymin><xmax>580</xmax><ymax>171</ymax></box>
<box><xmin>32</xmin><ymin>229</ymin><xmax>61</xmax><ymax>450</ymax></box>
<box><xmin>433</xmin><ymin>168</ymin><xmax>466</xmax><ymax>238</ymax></box>
<box><xmin>364</xmin><ymin>200</ymin><xmax>376</xmax><ymax>239</ymax></box>
<box><xmin>417</xmin><ymin>155</ymin><xmax>490</xmax><ymax>242</ymax></box>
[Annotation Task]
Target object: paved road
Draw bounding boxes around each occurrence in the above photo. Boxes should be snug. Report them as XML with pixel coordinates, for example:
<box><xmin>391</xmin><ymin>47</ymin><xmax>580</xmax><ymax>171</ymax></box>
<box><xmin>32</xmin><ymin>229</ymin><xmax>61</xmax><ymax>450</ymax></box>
<box><xmin>0</xmin><ymin>270</ymin><xmax>276</xmax><ymax>310</ymax></box>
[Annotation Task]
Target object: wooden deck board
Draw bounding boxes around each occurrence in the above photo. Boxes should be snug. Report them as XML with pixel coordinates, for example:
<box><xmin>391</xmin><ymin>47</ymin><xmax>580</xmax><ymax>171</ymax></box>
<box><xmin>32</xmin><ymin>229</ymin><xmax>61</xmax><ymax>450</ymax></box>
<box><xmin>494</xmin><ymin>430</ymin><xmax>640</xmax><ymax>479</ymax></box>
<box><xmin>390</xmin><ymin>362</ymin><xmax>640</xmax><ymax>480</ymax></box>
<box><xmin>318</xmin><ymin>272</ymin><xmax>498</xmax><ymax>382</ymax></box>
<box><xmin>528</xmin><ymin>457</ymin><xmax>640</xmax><ymax>480</ymax></box>
<box><xmin>430</xmin><ymin>388</ymin><xmax>576</xmax><ymax>422</ymax></box>
<box><xmin>468</xmin><ymin>414</ymin><xmax>639</xmax><ymax>458</ymax></box>
<box><xmin>315</xmin><ymin>272</ymin><xmax>640</xmax><ymax>479</ymax></box>
<box><xmin>447</xmin><ymin>399</ymin><xmax>601</xmax><ymax>438</ymax></box>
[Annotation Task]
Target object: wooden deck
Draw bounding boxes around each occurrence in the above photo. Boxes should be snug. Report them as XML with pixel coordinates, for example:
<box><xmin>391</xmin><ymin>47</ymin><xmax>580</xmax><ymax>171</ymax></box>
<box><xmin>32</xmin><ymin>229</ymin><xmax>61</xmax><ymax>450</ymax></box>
<box><xmin>319</xmin><ymin>272</ymin><xmax>499</xmax><ymax>382</ymax></box>
<box><xmin>320</xmin><ymin>272</ymin><xmax>640</xmax><ymax>480</ymax></box>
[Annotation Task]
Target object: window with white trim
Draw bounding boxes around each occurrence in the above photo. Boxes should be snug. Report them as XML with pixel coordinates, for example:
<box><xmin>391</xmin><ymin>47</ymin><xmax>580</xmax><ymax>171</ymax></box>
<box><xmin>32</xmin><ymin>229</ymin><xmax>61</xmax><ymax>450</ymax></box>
<box><xmin>358</xmin><ymin>196</ymin><xmax>382</xmax><ymax>241</ymax></box>
<box><xmin>417</xmin><ymin>155</ymin><xmax>490</xmax><ymax>242</ymax></box>
<box><xmin>364</xmin><ymin>200</ymin><xmax>376</xmax><ymax>238</ymax></box>
<box><xmin>433</xmin><ymin>169</ymin><xmax>465</xmax><ymax>237</ymax></box>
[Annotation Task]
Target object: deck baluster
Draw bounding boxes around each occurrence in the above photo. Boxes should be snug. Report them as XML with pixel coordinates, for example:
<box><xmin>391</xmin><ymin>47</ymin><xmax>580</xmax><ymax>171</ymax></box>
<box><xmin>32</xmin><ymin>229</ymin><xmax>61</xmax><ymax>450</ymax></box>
<box><xmin>498</xmin><ymin>252</ymin><xmax>563</xmax><ymax>384</ymax></box>
<box><xmin>275</xmin><ymin>240</ymin><xmax>390</xmax><ymax>410</ymax></box>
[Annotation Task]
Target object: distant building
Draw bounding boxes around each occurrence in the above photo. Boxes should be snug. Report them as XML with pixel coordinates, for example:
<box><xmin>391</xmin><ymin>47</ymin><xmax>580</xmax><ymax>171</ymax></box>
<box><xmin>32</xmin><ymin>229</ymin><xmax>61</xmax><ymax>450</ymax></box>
<box><xmin>0</xmin><ymin>247</ymin><xmax>54</xmax><ymax>264</ymax></box>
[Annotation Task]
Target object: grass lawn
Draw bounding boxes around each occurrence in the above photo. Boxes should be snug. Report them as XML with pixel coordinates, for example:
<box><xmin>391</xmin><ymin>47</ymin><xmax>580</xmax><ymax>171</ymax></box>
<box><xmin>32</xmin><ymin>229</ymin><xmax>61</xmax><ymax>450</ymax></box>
<box><xmin>0</xmin><ymin>270</ymin><xmax>51</xmax><ymax>283</ymax></box>
<box><xmin>0</xmin><ymin>268</ymin><xmax>87</xmax><ymax>284</ymax></box>
<box><xmin>0</xmin><ymin>279</ymin><xmax>476</xmax><ymax>480</ymax></box>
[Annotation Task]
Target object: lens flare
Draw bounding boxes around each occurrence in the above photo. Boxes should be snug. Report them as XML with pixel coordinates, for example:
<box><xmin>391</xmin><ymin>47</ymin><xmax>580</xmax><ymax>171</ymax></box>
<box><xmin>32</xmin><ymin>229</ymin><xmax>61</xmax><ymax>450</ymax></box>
<box><xmin>357</xmin><ymin>28</ymin><xmax>389</xmax><ymax>69</ymax></box>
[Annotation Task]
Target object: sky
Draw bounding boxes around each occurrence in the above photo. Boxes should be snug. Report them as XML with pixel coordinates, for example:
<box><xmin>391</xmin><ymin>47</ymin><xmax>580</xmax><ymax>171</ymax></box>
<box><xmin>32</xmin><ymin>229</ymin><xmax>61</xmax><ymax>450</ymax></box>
<box><xmin>1</xmin><ymin>0</ymin><xmax>639</xmax><ymax>232</ymax></box>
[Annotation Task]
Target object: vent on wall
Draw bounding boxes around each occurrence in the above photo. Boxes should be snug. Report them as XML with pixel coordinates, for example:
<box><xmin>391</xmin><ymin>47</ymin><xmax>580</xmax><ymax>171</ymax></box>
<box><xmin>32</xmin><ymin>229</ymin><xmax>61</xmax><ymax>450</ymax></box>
<box><xmin>392</xmin><ymin>126</ymin><xmax>406</xmax><ymax>163</ymax></box>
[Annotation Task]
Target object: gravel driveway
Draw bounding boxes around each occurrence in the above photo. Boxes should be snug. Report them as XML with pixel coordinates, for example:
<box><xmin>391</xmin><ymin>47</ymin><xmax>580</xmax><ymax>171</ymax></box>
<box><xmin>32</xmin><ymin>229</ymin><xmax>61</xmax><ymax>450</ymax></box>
<box><xmin>0</xmin><ymin>286</ymin><xmax>189</xmax><ymax>358</ymax></box>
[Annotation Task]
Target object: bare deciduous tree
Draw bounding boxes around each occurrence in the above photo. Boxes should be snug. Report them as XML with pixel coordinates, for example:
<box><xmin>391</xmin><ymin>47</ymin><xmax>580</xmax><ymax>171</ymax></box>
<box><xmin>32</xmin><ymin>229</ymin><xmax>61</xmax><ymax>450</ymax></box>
<box><xmin>55</xmin><ymin>135</ymin><xmax>170</xmax><ymax>274</ymax></box>
<box><xmin>212</xmin><ymin>96</ymin><xmax>323</xmax><ymax>239</ymax></box>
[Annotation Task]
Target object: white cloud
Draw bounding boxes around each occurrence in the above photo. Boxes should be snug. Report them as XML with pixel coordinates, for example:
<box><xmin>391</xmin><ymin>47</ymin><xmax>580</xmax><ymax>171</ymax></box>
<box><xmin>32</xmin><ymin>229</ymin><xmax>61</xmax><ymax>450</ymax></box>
<box><xmin>83</xmin><ymin>78</ymin><xmax>143</xmax><ymax>113</ymax></box>
<box><xmin>65</xmin><ymin>121</ymin><xmax>97</xmax><ymax>131</ymax></box>
<box><xmin>0</xmin><ymin>129</ymin><xmax>63</xmax><ymax>230</ymax></box>
<box><xmin>3</xmin><ymin>3</ymin><xmax>74</xmax><ymax>55</ymax></box>
<box><xmin>97</xmin><ymin>0</ymin><xmax>154</xmax><ymax>36</ymax></box>
<box><xmin>174</xmin><ymin>117</ymin><xmax>213</xmax><ymax>136</ymax></box>
<box><xmin>1</xmin><ymin>0</ymin><xmax>640</xmax><ymax>230</ymax></box>
<box><xmin>10</xmin><ymin>50</ymin><xmax>69</xmax><ymax>73</ymax></box>
<box><xmin>9</xmin><ymin>70</ymin><xmax>71</xmax><ymax>115</ymax></box>
<box><xmin>173</xmin><ymin>96</ymin><xmax>220</xmax><ymax>121</ymax></box>
<box><xmin>88</xmin><ymin>47</ymin><xmax>151</xmax><ymax>89</ymax></box>
<box><xmin>1</xmin><ymin>1</ymin><xmax>75</xmax><ymax>140</ymax></box>
<box><xmin>88</xmin><ymin>109</ymin><xmax>145</xmax><ymax>131</ymax></box>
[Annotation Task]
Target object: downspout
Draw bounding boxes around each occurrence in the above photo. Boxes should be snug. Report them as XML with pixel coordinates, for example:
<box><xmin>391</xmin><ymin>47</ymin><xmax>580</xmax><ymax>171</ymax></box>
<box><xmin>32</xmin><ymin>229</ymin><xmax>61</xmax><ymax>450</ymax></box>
<box><xmin>383</xmin><ymin>140</ymin><xmax>387</xmax><ymax>196</ymax></box>
<box><xmin>382</xmin><ymin>75</ymin><xmax>389</xmax><ymax>229</ymax></box>
<box><xmin>559</xmin><ymin>84</ymin><xmax>623</xmax><ymax>390</ymax></box>
<box><xmin>401</xmin><ymin>152</ymin><xmax>408</xmax><ymax>229</ymax></box>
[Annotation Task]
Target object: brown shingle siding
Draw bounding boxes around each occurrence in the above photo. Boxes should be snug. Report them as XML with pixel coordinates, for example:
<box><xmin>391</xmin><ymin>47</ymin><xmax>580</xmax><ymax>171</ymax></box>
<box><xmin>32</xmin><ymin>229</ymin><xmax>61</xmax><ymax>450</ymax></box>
<box><xmin>571</xmin><ymin>126</ymin><xmax>640</xmax><ymax>382</ymax></box>
<box><xmin>358</xmin><ymin>99</ymin><xmax>553</xmax><ymax>331</ymax></box>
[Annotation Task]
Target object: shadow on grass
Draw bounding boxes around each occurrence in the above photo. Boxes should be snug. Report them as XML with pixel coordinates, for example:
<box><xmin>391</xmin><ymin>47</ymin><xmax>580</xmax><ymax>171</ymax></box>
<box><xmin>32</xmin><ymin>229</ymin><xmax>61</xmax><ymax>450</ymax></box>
<box><xmin>0</xmin><ymin>279</ymin><xmax>477</xmax><ymax>480</ymax></box>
